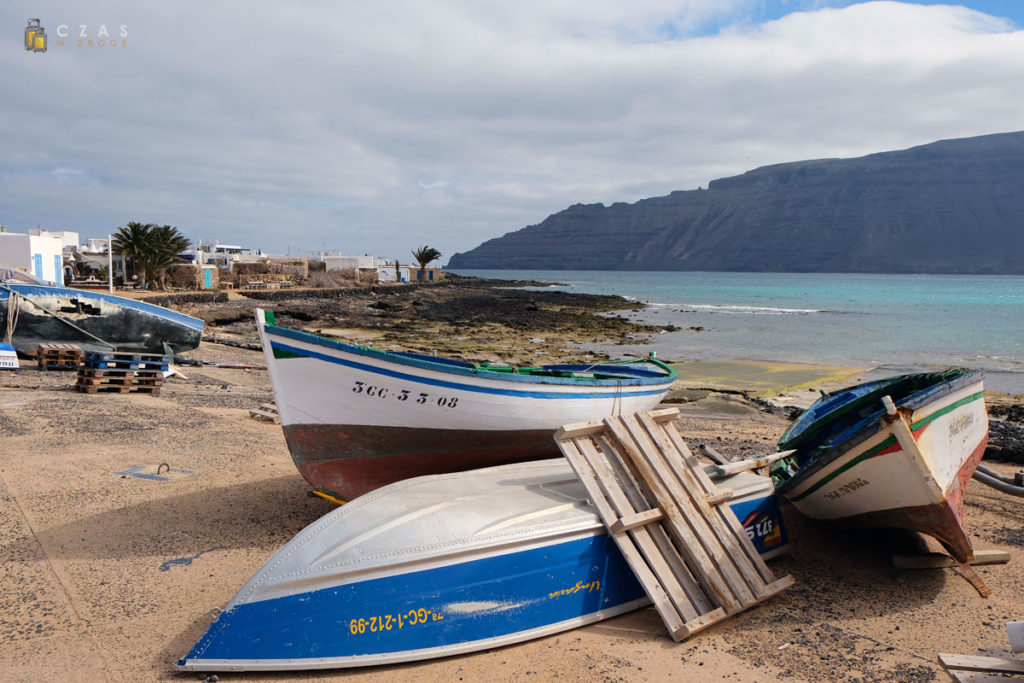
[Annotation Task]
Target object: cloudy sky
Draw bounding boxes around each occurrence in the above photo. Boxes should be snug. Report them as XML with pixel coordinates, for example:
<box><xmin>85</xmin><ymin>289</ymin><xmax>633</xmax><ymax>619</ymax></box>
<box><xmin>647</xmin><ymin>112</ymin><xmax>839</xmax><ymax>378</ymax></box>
<box><xmin>3</xmin><ymin>1</ymin><xmax>1022</xmax><ymax>263</ymax></box>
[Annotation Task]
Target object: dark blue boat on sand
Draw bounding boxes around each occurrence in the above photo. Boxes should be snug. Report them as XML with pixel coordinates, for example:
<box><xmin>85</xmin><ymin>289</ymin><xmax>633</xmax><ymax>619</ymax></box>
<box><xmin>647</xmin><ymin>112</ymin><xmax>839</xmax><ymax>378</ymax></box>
<box><xmin>0</xmin><ymin>269</ymin><xmax>203</xmax><ymax>354</ymax></box>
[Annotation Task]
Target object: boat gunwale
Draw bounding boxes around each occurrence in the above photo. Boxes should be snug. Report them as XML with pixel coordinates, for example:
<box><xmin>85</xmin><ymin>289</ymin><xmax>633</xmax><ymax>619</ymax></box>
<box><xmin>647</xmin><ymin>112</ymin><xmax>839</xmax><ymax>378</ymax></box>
<box><xmin>778</xmin><ymin>369</ymin><xmax>981</xmax><ymax>449</ymax></box>
<box><xmin>2</xmin><ymin>282</ymin><xmax>205</xmax><ymax>330</ymax></box>
<box><xmin>262</xmin><ymin>321</ymin><xmax>677</xmax><ymax>387</ymax></box>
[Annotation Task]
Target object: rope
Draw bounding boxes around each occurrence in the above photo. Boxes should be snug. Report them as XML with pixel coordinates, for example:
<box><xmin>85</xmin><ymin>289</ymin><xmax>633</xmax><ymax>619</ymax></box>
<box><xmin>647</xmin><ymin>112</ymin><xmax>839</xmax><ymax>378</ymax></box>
<box><xmin>3</xmin><ymin>290</ymin><xmax>19</xmax><ymax>344</ymax></box>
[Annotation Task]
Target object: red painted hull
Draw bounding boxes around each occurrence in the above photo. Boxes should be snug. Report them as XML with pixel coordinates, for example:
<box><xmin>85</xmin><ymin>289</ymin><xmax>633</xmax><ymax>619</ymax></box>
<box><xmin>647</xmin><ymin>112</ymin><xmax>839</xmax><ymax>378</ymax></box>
<box><xmin>284</xmin><ymin>424</ymin><xmax>561</xmax><ymax>500</ymax></box>
<box><xmin>822</xmin><ymin>436</ymin><xmax>987</xmax><ymax>563</ymax></box>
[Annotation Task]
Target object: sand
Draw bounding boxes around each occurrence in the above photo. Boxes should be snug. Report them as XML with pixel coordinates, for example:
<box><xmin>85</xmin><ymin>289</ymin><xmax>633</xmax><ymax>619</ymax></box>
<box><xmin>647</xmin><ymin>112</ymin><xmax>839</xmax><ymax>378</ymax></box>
<box><xmin>1</xmin><ymin>307</ymin><xmax>1023</xmax><ymax>681</ymax></box>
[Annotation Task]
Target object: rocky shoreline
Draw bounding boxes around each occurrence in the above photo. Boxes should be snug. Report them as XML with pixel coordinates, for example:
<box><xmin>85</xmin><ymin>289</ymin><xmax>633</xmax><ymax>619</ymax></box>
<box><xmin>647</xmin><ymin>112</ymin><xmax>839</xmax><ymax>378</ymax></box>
<box><xmin>174</xmin><ymin>276</ymin><xmax>676</xmax><ymax>367</ymax></box>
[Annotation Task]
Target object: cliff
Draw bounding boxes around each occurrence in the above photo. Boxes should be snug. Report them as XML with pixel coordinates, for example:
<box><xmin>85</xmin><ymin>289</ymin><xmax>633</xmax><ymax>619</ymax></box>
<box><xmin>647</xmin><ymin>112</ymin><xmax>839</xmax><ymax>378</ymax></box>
<box><xmin>448</xmin><ymin>131</ymin><xmax>1024</xmax><ymax>273</ymax></box>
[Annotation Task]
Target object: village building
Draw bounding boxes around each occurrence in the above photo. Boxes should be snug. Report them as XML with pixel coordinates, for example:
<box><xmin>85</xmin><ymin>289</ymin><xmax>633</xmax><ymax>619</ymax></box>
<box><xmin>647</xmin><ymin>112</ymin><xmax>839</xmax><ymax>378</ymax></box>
<box><xmin>0</xmin><ymin>226</ymin><xmax>66</xmax><ymax>284</ymax></box>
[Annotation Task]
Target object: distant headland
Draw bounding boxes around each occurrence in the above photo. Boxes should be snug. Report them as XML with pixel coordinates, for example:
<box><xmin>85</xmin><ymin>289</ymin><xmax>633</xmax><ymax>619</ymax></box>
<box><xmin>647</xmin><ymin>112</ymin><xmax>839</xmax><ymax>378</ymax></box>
<box><xmin>448</xmin><ymin>131</ymin><xmax>1024</xmax><ymax>274</ymax></box>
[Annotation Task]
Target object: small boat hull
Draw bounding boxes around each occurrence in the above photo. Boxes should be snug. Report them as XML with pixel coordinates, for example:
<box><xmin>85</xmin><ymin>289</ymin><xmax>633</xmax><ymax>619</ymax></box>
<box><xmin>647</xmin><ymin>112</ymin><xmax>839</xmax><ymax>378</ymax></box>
<box><xmin>255</xmin><ymin>309</ymin><xmax>677</xmax><ymax>499</ymax></box>
<box><xmin>771</xmin><ymin>369</ymin><xmax>986</xmax><ymax>562</ymax></box>
<box><xmin>0</xmin><ymin>283</ymin><xmax>203</xmax><ymax>354</ymax></box>
<box><xmin>176</xmin><ymin>459</ymin><xmax>787</xmax><ymax>671</ymax></box>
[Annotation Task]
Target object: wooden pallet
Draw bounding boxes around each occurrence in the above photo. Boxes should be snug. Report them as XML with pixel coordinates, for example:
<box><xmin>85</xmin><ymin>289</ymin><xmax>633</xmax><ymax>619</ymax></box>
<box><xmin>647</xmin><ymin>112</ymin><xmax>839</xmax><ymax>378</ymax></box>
<box><xmin>554</xmin><ymin>407</ymin><xmax>794</xmax><ymax>642</ymax></box>
<box><xmin>76</xmin><ymin>361</ymin><xmax>164</xmax><ymax>396</ymax></box>
<box><xmin>74</xmin><ymin>384</ymin><xmax>161</xmax><ymax>395</ymax></box>
<box><xmin>249</xmin><ymin>402</ymin><xmax>280</xmax><ymax>424</ymax></box>
<box><xmin>82</xmin><ymin>350</ymin><xmax>170</xmax><ymax>372</ymax></box>
<box><xmin>76</xmin><ymin>376</ymin><xmax>163</xmax><ymax>387</ymax></box>
<box><xmin>37</xmin><ymin>343</ymin><xmax>83</xmax><ymax>370</ymax></box>
<box><xmin>78</xmin><ymin>367</ymin><xmax>163</xmax><ymax>381</ymax></box>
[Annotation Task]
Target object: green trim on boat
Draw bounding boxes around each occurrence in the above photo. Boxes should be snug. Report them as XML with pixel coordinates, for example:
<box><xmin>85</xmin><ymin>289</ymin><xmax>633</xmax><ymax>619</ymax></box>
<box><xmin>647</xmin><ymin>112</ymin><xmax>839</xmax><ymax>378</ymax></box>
<box><xmin>789</xmin><ymin>436</ymin><xmax>896</xmax><ymax>502</ymax></box>
<box><xmin>909</xmin><ymin>392</ymin><xmax>984</xmax><ymax>431</ymax></box>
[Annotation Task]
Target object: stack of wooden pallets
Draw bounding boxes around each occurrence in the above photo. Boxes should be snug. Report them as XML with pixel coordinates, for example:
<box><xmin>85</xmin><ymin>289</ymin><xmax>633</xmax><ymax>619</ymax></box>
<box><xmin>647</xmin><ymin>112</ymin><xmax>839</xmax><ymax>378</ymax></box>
<box><xmin>37</xmin><ymin>343</ymin><xmax>83</xmax><ymax>370</ymax></box>
<box><xmin>75</xmin><ymin>351</ymin><xmax>168</xmax><ymax>395</ymax></box>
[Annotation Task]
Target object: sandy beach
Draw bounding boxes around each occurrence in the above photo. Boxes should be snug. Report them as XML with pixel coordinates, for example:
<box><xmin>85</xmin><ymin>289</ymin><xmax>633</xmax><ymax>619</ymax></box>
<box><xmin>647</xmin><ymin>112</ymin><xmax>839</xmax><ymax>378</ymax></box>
<box><xmin>2</xmin><ymin>281</ymin><xmax>1023</xmax><ymax>682</ymax></box>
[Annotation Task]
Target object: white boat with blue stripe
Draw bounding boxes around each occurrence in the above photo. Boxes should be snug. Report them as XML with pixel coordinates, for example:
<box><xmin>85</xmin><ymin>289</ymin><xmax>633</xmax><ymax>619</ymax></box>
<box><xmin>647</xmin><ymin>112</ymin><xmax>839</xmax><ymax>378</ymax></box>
<box><xmin>255</xmin><ymin>308</ymin><xmax>677</xmax><ymax>500</ymax></box>
<box><xmin>176</xmin><ymin>458</ymin><xmax>787</xmax><ymax>672</ymax></box>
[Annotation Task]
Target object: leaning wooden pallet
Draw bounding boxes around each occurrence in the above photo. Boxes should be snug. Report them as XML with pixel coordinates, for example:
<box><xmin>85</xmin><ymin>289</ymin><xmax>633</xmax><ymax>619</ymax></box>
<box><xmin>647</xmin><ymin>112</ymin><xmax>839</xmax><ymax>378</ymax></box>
<box><xmin>554</xmin><ymin>406</ymin><xmax>794</xmax><ymax>641</ymax></box>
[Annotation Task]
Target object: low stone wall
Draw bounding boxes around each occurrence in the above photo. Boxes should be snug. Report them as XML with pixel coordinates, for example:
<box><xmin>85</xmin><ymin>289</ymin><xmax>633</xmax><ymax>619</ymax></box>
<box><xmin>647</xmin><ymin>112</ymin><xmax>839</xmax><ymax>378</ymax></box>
<box><xmin>142</xmin><ymin>292</ymin><xmax>229</xmax><ymax>306</ymax></box>
<box><xmin>239</xmin><ymin>280</ymin><xmax>451</xmax><ymax>302</ymax></box>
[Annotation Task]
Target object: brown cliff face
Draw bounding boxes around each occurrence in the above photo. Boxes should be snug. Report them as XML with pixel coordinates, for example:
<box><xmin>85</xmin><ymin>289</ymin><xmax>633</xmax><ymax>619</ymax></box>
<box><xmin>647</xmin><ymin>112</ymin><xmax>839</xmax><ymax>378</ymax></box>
<box><xmin>448</xmin><ymin>131</ymin><xmax>1024</xmax><ymax>273</ymax></box>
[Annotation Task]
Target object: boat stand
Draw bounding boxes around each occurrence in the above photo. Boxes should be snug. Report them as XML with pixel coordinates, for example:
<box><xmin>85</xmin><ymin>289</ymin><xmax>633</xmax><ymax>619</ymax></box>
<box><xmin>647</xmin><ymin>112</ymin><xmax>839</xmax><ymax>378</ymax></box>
<box><xmin>892</xmin><ymin>549</ymin><xmax>1010</xmax><ymax>597</ymax></box>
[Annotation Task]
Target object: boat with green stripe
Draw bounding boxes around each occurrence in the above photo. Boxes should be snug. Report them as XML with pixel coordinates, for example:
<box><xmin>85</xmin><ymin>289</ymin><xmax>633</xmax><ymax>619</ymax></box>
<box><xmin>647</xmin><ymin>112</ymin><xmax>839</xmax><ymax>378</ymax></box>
<box><xmin>769</xmin><ymin>369</ymin><xmax>987</xmax><ymax>562</ymax></box>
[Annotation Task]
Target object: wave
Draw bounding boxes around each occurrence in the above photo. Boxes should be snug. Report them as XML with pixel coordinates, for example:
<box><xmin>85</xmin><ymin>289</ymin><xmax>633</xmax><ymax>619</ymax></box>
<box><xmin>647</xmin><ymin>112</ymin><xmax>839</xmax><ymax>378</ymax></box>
<box><xmin>679</xmin><ymin>303</ymin><xmax>821</xmax><ymax>315</ymax></box>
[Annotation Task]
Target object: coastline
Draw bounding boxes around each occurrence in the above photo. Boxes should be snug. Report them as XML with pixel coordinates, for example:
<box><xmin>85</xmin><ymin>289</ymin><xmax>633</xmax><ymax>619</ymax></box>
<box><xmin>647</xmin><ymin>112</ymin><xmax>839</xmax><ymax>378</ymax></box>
<box><xmin>2</xmin><ymin>279</ymin><xmax>1023</xmax><ymax>680</ymax></box>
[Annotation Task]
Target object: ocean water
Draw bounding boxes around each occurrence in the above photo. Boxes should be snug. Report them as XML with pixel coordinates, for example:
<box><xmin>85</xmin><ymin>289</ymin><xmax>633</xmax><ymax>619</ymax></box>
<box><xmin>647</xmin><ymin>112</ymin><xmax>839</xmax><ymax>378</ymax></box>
<box><xmin>452</xmin><ymin>270</ymin><xmax>1024</xmax><ymax>394</ymax></box>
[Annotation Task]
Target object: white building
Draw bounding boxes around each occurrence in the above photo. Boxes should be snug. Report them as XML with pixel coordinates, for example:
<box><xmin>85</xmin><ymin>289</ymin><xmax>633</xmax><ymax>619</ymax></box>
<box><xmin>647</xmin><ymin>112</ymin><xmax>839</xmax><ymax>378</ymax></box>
<box><xmin>324</xmin><ymin>254</ymin><xmax>376</xmax><ymax>271</ymax></box>
<box><xmin>180</xmin><ymin>242</ymin><xmax>263</xmax><ymax>268</ymax></box>
<box><xmin>377</xmin><ymin>265</ymin><xmax>412</xmax><ymax>283</ymax></box>
<box><xmin>30</xmin><ymin>229</ymin><xmax>80</xmax><ymax>250</ymax></box>
<box><xmin>0</xmin><ymin>229</ymin><xmax>65</xmax><ymax>285</ymax></box>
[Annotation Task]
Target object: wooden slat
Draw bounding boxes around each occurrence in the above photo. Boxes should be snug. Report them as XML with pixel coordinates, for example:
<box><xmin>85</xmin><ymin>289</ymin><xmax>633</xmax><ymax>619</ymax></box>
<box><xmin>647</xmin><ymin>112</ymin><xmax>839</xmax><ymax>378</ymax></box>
<box><xmin>610</xmin><ymin>508</ymin><xmax>664</xmax><ymax>533</ymax></box>
<box><xmin>605</xmin><ymin>415</ymin><xmax>751</xmax><ymax>611</ymax></box>
<box><xmin>555</xmin><ymin>407</ymin><xmax>793</xmax><ymax>642</ymax></box>
<box><xmin>573</xmin><ymin>437</ymin><xmax>716</xmax><ymax>623</ymax></box>
<box><xmin>593</xmin><ymin>434</ymin><xmax>716</xmax><ymax>614</ymax></box>
<box><xmin>554</xmin><ymin>419</ymin><xmax>608</xmax><ymax>440</ymax></box>
<box><xmin>893</xmin><ymin>549</ymin><xmax>1011</xmax><ymax>570</ymax></box>
<box><xmin>938</xmin><ymin>653</ymin><xmax>1024</xmax><ymax>674</ymax></box>
<box><xmin>637</xmin><ymin>411</ymin><xmax>777</xmax><ymax>587</ymax></box>
<box><xmin>559</xmin><ymin>439</ymin><xmax>700</xmax><ymax>636</ymax></box>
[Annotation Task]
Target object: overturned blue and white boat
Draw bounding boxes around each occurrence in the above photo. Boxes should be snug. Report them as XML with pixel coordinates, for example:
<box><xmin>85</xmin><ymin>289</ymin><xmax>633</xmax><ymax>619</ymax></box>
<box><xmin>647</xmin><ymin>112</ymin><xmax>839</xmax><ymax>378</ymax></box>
<box><xmin>0</xmin><ymin>269</ymin><xmax>203</xmax><ymax>354</ymax></box>
<box><xmin>176</xmin><ymin>458</ymin><xmax>788</xmax><ymax>672</ymax></box>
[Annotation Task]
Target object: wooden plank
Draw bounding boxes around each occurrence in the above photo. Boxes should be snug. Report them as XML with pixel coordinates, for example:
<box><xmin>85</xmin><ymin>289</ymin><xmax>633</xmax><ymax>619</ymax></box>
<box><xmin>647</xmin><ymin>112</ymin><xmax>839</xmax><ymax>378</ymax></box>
<box><xmin>610</xmin><ymin>508</ymin><xmax>664</xmax><ymax>533</ymax></box>
<box><xmin>893</xmin><ymin>549</ymin><xmax>1011</xmax><ymax>570</ymax></box>
<box><xmin>559</xmin><ymin>439</ymin><xmax>697</xmax><ymax>634</ymax></box>
<box><xmin>637</xmin><ymin>411</ymin><xmax>776</xmax><ymax>588</ymax></box>
<box><xmin>645</xmin><ymin>406</ymin><xmax>681</xmax><ymax>422</ymax></box>
<box><xmin>573</xmin><ymin>437</ymin><xmax>714</xmax><ymax>623</ymax></box>
<box><xmin>593</xmin><ymin>433</ymin><xmax>717</xmax><ymax>614</ymax></box>
<box><xmin>554</xmin><ymin>419</ymin><xmax>609</xmax><ymax>440</ymax></box>
<box><xmin>938</xmin><ymin>653</ymin><xmax>1024</xmax><ymax>674</ymax></box>
<box><xmin>606</xmin><ymin>415</ymin><xmax>751</xmax><ymax>612</ymax></box>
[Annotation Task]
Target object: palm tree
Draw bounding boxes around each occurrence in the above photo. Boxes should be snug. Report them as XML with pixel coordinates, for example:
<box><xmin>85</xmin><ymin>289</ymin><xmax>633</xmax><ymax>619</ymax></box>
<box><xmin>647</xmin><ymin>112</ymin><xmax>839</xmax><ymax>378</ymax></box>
<box><xmin>112</xmin><ymin>222</ymin><xmax>191</xmax><ymax>289</ymax></box>
<box><xmin>111</xmin><ymin>221</ymin><xmax>151</xmax><ymax>283</ymax></box>
<box><xmin>411</xmin><ymin>245</ymin><xmax>442</xmax><ymax>282</ymax></box>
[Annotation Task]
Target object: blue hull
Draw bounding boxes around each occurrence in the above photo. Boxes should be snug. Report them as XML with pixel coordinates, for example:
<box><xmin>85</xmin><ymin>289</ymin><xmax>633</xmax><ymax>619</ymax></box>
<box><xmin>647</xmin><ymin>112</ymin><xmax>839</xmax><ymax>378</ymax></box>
<box><xmin>176</xmin><ymin>461</ymin><xmax>787</xmax><ymax>672</ymax></box>
<box><xmin>181</xmin><ymin>534</ymin><xmax>647</xmax><ymax>670</ymax></box>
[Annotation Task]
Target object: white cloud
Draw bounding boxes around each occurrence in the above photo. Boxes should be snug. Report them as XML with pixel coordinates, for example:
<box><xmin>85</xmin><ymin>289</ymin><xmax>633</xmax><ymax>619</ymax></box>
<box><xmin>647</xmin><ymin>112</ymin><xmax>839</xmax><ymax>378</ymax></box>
<box><xmin>1</xmin><ymin>1</ymin><xmax>1021</xmax><ymax>259</ymax></box>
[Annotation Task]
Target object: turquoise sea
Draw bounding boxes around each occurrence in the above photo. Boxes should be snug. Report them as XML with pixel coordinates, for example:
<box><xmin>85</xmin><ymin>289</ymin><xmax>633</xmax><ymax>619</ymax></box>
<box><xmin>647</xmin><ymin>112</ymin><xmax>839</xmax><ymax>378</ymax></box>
<box><xmin>452</xmin><ymin>270</ymin><xmax>1024</xmax><ymax>394</ymax></box>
